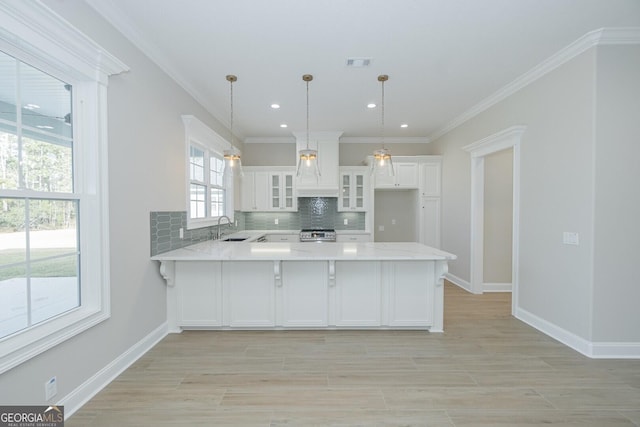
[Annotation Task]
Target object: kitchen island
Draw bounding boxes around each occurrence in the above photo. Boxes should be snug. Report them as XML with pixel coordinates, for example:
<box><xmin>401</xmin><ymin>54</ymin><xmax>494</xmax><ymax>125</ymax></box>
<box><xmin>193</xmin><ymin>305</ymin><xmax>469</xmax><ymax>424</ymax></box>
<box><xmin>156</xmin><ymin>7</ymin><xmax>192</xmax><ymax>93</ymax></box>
<box><xmin>152</xmin><ymin>239</ymin><xmax>456</xmax><ymax>333</ymax></box>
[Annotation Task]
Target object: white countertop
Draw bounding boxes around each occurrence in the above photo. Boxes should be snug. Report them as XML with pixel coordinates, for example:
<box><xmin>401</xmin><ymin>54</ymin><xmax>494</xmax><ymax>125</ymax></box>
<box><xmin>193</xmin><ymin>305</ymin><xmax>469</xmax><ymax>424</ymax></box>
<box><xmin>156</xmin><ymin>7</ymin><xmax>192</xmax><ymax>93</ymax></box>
<box><xmin>151</xmin><ymin>239</ymin><xmax>456</xmax><ymax>262</ymax></box>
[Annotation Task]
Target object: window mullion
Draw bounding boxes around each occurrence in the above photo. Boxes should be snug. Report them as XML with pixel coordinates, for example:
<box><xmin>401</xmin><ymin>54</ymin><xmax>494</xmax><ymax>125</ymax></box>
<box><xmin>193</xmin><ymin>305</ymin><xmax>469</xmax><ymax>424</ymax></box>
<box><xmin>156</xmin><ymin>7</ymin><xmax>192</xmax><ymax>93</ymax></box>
<box><xmin>15</xmin><ymin>60</ymin><xmax>25</xmax><ymax>190</ymax></box>
<box><xmin>25</xmin><ymin>198</ymin><xmax>32</xmax><ymax>328</ymax></box>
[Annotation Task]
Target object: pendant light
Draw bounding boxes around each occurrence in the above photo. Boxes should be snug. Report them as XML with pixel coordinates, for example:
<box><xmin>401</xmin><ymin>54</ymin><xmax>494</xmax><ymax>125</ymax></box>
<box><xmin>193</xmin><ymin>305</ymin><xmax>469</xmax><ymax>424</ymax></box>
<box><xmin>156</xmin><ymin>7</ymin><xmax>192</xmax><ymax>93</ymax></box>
<box><xmin>296</xmin><ymin>74</ymin><xmax>320</xmax><ymax>178</ymax></box>
<box><xmin>371</xmin><ymin>74</ymin><xmax>394</xmax><ymax>176</ymax></box>
<box><xmin>223</xmin><ymin>74</ymin><xmax>243</xmax><ymax>176</ymax></box>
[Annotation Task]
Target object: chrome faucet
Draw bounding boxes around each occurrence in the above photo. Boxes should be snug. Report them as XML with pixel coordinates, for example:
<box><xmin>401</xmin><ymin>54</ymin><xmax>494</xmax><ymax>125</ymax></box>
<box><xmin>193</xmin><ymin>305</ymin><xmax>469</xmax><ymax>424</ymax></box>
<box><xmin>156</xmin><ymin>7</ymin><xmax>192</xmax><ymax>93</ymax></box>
<box><xmin>216</xmin><ymin>215</ymin><xmax>232</xmax><ymax>240</ymax></box>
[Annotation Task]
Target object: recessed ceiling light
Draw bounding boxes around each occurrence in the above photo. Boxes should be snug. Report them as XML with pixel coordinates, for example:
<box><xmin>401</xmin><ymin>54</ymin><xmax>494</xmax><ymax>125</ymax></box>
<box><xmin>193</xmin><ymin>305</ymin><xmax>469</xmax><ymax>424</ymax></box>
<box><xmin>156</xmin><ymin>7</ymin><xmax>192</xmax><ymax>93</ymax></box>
<box><xmin>24</xmin><ymin>103</ymin><xmax>40</xmax><ymax>110</ymax></box>
<box><xmin>400</xmin><ymin>123</ymin><xmax>409</xmax><ymax>128</ymax></box>
<box><xmin>367</xmin><ymin>103</ymin><xmax>376</xmax><ymax>109</ymax></box>
<box><xmin>271</xmin><ymin>104</ymin><xmax>280</xmax><ymax>109</ymax></box>
<box><xmin>280</xmin><ymin>124</ymin><xmax>288</xmax><ymax>128</ymax></box>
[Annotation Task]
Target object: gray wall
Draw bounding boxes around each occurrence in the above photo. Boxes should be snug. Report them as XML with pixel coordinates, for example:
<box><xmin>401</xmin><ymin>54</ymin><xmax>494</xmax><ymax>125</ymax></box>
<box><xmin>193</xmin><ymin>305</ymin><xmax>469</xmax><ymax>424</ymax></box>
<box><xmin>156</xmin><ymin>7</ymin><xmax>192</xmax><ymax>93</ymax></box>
<box><xmin>429</xmin><ymin>49</ymin><xmax>596</xmax><ymax>340</ymax></box>
<box><xmin>429</xmin><ymin>44</ymin><xmax>640</xmax><ymax>344</ymax></box>
<box><xmin>373</xmin><ymin>190</ymin><xmax>418</xmax><ymax>242</ymax></box>
<box><xmin>483</xmin><ymin>148</ymin><xmax>513</xmax><ymax>284</ymax></box>
<box><xmin>592</xmin><ymin>45</ymin><xmax>640</xmax><ymax>342</ymax></box>
<box><xmin>241</xmin><ymin>142</ymin><xmax>434</xmax><ymax>167</ymax></box>
<box><xmin>0</xmin><ymin>0</ymin><xmax>231</xmax><ymax>404</ymax></box>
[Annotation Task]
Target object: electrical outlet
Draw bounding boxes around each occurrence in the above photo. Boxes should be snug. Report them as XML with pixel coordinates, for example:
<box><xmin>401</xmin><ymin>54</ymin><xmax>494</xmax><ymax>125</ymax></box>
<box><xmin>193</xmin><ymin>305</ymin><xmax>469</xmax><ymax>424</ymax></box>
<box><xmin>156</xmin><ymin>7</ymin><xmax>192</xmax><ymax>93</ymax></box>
<box><xmin>274</xmin><ymin>218</ymin><xmax>279</xmax><ymax>225</ymax></box>
<box><xmin>179</xmin><ymin>228</ymin><xmax>184</xmax><ymax>239</ymax></box>
<box><xmin>391</xmin><ymin>219</ymin><xmax>396</xmax><ymax>225</ymax></box>
<box><xmin>563</xmin><ymin>232</ymin><xmax>579</xmax><ymax>245</ymax></box>
<box><xmin>378</xmin><ymin>225</ymin><xmax>384</xmax><ymax>232</ymax></box>
<box><xmin>45</xmin><ymin>376</ymin><xmax>57</xmax><ymax>401</ymax></box>
<box><xmin>344</xmin><ymin>218</ymin><xmax>348</xmax><ymax>225</ymax></box>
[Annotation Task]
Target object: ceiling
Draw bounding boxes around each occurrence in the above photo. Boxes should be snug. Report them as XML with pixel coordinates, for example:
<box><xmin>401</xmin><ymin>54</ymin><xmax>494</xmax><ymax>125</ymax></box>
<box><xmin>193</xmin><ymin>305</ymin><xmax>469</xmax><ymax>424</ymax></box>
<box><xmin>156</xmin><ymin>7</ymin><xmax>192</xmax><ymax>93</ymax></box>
<box><xmin>86</xmin><ymin>0</ymin><xmax>640</xmax><ymax>143</ymax></box>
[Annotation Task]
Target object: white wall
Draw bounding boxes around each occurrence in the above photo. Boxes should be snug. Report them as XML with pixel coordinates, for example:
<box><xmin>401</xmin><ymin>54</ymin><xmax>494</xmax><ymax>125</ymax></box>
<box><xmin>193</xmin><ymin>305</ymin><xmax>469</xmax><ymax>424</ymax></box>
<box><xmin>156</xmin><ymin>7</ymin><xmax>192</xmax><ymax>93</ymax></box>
<box><xmin>592</xmin><ymin>45</ymin><xmax>640</xmax><ymax>342</ymax></box>
<box><xmin>430</xmin><ymin>49</ymin><xmax>597</xmax><ymax>340</ymax></box>
<box><xmin>0</xmin><ymin>1</ymin><xmax>229</xmax><ymax>405</ymax></box>
<box><xmin>483</xmin><ymin>148</ymin><xmax>513</xmax><ymax>284</ymax></box>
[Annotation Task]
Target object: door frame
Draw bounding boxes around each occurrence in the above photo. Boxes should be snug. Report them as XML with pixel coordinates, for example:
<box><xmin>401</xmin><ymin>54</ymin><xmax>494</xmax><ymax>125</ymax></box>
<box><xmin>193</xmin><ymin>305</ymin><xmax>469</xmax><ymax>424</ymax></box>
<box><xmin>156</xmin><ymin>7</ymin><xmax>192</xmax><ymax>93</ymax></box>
<box><xmin>462</xmin><ymin>126</ymin><xmax>526</xmax><ymax>314</ymax></box>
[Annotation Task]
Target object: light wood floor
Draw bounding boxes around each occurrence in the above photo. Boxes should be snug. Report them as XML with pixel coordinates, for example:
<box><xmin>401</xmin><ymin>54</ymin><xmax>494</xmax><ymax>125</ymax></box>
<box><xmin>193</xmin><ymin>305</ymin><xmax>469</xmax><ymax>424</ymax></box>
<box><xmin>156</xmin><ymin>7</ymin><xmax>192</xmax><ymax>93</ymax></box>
<box><xmin>68</xmin><ymin>282</ymin><xmax>640</xmax><ymax>426</ymax></box>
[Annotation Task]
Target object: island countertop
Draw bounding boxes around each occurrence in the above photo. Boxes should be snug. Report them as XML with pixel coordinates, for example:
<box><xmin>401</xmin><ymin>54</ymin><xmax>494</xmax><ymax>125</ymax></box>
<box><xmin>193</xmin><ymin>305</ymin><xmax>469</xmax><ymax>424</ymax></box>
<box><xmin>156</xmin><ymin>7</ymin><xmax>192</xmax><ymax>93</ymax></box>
<box><xmin>151</xmin><ymin>239</ymin><xmax>456</xmax><ymax>262</ymax></box>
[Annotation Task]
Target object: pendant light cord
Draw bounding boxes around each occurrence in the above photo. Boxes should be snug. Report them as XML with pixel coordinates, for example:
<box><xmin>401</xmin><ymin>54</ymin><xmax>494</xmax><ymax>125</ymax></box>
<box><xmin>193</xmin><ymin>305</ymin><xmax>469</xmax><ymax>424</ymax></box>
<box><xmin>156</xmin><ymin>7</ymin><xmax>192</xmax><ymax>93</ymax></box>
<box><xmin>306</xmin><ymin>77</ymin><xmax>310</xmax><ymax>150</ymax></box>
<box><xmin>381</xmin><ymin>77</ymin><xmax>385</xmax><ymax>150</ymax></box>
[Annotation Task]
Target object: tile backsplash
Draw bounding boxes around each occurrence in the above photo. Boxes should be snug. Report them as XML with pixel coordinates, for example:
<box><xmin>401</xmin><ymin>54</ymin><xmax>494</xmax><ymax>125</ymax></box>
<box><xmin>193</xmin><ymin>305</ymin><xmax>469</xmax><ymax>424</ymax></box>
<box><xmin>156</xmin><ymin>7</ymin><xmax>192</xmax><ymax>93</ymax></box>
<box><xmin>150</xmin><ymin>197</ymin><xmax>365</xmax><ymax>255</ymax></box>
<box><xmin>149</xmin><ymin>211</ymin><xmax>232</xmax><ymax>256</ymax></box>
<box><xmin>243</xmin><ymin>198</ymin><xmax>365</xmax><ymax>231</ymax></box>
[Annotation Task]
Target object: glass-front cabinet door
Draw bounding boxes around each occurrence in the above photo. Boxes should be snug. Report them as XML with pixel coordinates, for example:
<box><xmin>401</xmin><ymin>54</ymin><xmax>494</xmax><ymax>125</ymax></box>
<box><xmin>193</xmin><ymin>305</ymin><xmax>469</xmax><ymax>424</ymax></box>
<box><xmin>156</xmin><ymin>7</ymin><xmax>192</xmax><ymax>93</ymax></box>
<box><xmin>271</xmin><ymin>174</ymin><xmax>280</xmax><ymax>209</ymax></box>
<box><xmin>338</xmin><ymin>167</ymin><xmax>368</xmax><ymax>212</ymax></box>
<box><xmin>269</xmin><ymin>169</ymin><xmax>297</xmax><ymax>211</ymax></box>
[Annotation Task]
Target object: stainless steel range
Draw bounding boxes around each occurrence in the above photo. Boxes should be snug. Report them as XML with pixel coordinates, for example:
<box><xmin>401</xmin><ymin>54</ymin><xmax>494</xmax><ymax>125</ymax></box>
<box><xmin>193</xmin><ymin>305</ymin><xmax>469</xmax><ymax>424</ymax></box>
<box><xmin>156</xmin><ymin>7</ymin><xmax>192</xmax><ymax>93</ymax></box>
<box><xmin>299</xmin><ymin>229</ymin><xmax>336</xmax><ymax>242</ymax></box>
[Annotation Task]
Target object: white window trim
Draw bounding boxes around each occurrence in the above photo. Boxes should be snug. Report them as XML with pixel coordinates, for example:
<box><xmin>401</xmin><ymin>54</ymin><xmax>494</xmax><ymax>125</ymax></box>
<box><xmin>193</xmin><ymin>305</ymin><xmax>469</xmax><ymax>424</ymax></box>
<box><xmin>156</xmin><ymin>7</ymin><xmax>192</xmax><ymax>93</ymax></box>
<box><xmin>182</xmin><ymin>115</ymin><xmax>235</xmax><ymax>229</ymax></box>
<box><xmin>0</xmin><ymin>1</ymin><xmax>128</xmax><ymax>374</ymax></box>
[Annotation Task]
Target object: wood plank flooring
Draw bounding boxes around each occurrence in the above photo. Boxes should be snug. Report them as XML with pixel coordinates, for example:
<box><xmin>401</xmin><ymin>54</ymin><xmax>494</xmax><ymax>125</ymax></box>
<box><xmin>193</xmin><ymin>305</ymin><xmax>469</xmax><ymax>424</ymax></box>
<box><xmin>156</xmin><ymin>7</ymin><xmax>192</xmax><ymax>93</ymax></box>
<box><xmin>67</xmin><ymin>282</ymin><xmax>640</xmax><ymax>426</ymax></box>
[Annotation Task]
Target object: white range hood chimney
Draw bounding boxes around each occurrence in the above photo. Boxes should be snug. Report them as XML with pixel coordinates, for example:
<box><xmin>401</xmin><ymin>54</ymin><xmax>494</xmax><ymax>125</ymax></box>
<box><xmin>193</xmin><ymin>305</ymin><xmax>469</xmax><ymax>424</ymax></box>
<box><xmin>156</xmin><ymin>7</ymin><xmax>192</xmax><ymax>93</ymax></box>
<box><xmin>293</xmin><ymin>131</ymin><xmax>342</xmax><ymax>197</ymax></box>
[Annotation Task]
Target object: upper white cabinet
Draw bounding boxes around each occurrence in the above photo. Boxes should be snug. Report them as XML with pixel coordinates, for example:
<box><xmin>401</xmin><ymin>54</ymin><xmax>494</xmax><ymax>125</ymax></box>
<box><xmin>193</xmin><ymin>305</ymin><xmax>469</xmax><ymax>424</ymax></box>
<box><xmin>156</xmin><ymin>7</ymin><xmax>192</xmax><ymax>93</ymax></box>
<box><xmin>269</xmin><ymin>169</ymin><xmax>296</xmax><ymax>211</ymax></box>
<box><xmin>240</xmin><ymin>167</ymin><xmax>296</xmax><ymax>212</ymax></box>
<box><xmin>294</xmin><ymin>131</ymin><xmax>342</xmax><ymax>197</ymax></box>
<box><xmin>420</xmin><ymin>161</ymin><xmax>441</xmax><ymax>197</ymax></box>
<box><xmin>240</xmin><ymin>169</ymin><xmax>269</xmax><ymax>211</ymax></box>
<box><xmin>373</xmin><ymin>162</ymin><xmax>419</xmax><ymax>189</ymax></box>
<box><xmin>338</xmin><ymin>166</ymin><xmax>369</xmax><ymax>212</ymax></box>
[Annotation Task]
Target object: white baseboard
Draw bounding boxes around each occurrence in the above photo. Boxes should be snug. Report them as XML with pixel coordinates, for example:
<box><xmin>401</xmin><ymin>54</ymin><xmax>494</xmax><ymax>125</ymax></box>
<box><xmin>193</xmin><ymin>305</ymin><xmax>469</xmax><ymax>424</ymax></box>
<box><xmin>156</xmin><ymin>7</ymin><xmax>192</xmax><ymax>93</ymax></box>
<box><xmin>444</xmin><ymin>273</ymin><xmax>471</xmax><ymax>293</ymax></box>
<box><xmin>60</xmin><ymin>322</ymin><xmax>168</xmax><ymax>418</ymax></box>
<box><xmin>515</xmin><ymin>307</ymin><xmax>640</xmax><ymax>359</ymax></box>
<box><xmin>589</xmin><ymin>342</ymin><xmax>640</xmax><ymax>359</ymax></box>
<box><xmin>483</xmin><ymin>282</ymin><xmax>512</xmax><ymax>292</ymax></box>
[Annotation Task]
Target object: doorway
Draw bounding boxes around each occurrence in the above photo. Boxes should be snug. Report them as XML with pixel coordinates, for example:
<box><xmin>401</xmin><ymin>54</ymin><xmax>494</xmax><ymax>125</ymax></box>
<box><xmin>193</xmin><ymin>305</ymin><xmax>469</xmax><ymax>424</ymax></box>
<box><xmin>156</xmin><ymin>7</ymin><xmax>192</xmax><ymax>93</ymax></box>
<box><xmin>462</xmin><ymin>126</ymin><xmax>525</xmax><ymax>315</ymax></box>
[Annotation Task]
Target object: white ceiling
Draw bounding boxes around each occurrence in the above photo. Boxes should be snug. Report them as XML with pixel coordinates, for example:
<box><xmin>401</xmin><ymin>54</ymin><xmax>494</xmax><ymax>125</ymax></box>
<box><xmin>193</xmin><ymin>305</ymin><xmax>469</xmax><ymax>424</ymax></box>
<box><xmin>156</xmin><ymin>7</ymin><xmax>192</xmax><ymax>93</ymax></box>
<box><xmin>87</xmin><ymin>0</ymin><xmax>640</xmax><ymax>142</ymax></box>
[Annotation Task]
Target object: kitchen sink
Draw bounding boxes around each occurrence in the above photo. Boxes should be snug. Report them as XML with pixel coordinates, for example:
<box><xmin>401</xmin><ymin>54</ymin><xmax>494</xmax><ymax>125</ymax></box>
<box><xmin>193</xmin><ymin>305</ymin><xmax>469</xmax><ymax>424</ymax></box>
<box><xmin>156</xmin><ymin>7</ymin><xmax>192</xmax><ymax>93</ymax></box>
<box><xmin>221</xmin><ymin>237</ymin><xmax>249</xmax><ymax>242</ymax></box>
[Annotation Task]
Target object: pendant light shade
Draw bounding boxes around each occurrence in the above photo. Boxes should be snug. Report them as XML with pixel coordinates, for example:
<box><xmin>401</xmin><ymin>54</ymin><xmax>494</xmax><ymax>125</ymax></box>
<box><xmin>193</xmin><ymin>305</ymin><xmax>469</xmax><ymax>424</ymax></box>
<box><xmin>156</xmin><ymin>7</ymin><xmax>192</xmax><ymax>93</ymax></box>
<box><xmin>223</xmin><ymin>74</ymin><xmax>243</xmax><ymax>176</ymax></box>
<box><xmin>371</xmin><ymin>74</ymin><xmax>394</xmax><ymax>176</ymax></box>
<box><xmin>296</xmin><ymin>74</ymin><xmax>320</xmax><ymax>178</ymax></box>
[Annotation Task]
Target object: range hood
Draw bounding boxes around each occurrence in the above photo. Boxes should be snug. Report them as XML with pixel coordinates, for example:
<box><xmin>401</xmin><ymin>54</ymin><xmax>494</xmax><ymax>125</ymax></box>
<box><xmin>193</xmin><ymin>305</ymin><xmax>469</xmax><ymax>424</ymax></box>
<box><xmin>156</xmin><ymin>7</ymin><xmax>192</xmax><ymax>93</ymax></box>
<box><xmin>293</xmin><ymin>131</ymin><xmax>342</xmax><ymax>197</ymax></box>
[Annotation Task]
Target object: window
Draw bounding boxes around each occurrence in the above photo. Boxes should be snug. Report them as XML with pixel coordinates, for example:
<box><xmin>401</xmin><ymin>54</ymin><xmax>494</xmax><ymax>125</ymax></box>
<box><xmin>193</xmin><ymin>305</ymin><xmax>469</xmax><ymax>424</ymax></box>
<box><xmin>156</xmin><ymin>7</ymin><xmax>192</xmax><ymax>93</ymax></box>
<box><xmin>182</xmin><ymin>115</ymin><xmax>235</xmax><ymax>228</ymax></box>
<box><xmin>0</xmin><ymin>52</ymin><xmax>80</xmax><ymax>340</ymax></box>
<box><xmin>0</xmin><ymin>1</ymin><xmax>128</xmax><ymax>373</ymax></box>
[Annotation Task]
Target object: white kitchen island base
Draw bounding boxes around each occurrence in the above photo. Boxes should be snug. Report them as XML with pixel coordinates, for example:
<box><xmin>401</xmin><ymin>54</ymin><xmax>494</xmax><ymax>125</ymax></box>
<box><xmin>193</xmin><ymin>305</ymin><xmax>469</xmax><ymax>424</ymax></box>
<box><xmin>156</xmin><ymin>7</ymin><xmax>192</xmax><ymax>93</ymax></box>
<box><xmin>153</xmin><ymin>242</ymin><xmax>455</xmax><ymax>333</ymax></box>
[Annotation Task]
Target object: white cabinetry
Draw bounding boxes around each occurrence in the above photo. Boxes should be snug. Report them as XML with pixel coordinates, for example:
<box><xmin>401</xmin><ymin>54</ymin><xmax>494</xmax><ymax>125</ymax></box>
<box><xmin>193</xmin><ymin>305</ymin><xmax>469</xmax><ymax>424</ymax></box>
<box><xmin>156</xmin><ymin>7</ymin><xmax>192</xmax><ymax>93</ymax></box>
<box><xmin>269</xmin><ymin>169</ymin><xmax>296</xmax><ymax>211</ymax></box>
<box><xmin>162</xmin><ymin>256</ymin><xmax>449</xmax><ymax>332</ymax></box>
<box><xmin>334</xmin><ymin>262</ymin><xmax>381</xmax><ymax>326</ymax></box>
<box><xmin>338</xmin><ymin>167</ymin><xmax>368</xmax><ymax>211</ymax></box>
<box><xmin>386</xmin><ymin>261</ymin><xmax>434</xmax><ymax>327</ymax></box>
<box><xmin>336</xmin><ymin>234</ymin><xmax>371</xmax><ymax>242</ymax></box>
<box><xmin>373</xmin><ymin>162</ymin><xmax>419</xmax><ymax>189</ymax></box>
<box><xmin>240</xmin><ymin>169</ymin><xmax>269</xmax><ymax>211</ymax></box>
<box><xmin>223</xmin><ymin>261</ymin><xmax>275</xmax><ymax>327</ymax></box>
<box><xmin>281</xmin><ymin>261</ymin><xmax>328</xmax><ymax>327</ymax></box>
<box><xmin>420</xmin><ymin>197</ymin><xmax>441</xmax><ymax>248</ymax></box>
<box><xmin>241</xmin><ymin>167</ymin><xmax>296</xmax><ymax>212</ymax></box>
<box><xmin>175</xmin><ymin>261</ymin><xmax>222</xmax><ymax>327</ymax></box>
<box><xmin>265</xmin><ymin>234</ymin><xmax>299</xmax><ymax>242</ymax></box>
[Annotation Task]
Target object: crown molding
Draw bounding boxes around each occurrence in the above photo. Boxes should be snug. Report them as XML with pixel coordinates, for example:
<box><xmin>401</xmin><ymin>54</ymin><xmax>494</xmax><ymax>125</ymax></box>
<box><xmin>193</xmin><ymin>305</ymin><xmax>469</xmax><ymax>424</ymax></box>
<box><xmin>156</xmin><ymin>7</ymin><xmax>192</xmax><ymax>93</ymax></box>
<box><xmin>0</xmin><ymin>0</ymin><xmax>128</xmax><ymax>84</ymax></box>
<box><xmin>84</xmin><ymin>0</ymin><xmax>229</xmax><ymax>125</ymax></box>
<box><xmin>341</xmin><ymin>136</ymin><xmax>430</xmax><ymax>144</ymax></box>
<box><xmin>244</xmin><ymin>136</ymin><xmax>430</xmax><ymax>144</ymax></box>
<box><xmin>244</xmin><ymin>137</ymin><xmax>296</xmax><ymax>144</ymax></box>
<box><xmin>430</xmin><ymin>27</ymin><xmax>640</xmax><ymax>141</ymax></box>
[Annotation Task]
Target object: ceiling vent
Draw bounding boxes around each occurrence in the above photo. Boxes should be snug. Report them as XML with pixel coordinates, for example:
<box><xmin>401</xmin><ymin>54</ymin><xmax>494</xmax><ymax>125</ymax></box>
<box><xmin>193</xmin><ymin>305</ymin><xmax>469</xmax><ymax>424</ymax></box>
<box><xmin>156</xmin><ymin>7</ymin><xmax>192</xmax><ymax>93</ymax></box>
<box><xmin>346</xmin><ymin>57</ymin><xmax>372</xmax><ymax>68</ymax></box>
